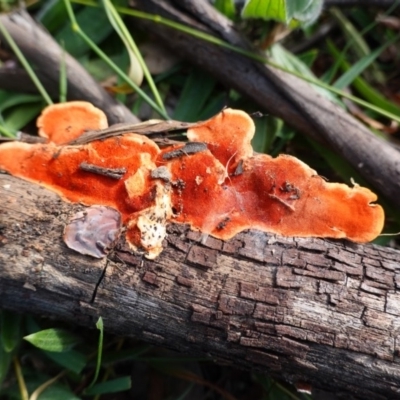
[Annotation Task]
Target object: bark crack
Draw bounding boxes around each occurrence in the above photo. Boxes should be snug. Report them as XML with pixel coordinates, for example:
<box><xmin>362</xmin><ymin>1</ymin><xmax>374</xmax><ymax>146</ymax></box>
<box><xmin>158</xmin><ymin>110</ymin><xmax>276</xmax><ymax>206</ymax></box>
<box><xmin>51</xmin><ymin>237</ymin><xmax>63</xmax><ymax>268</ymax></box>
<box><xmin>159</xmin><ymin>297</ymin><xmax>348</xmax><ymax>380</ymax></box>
<box><xmin>91</xmin><ymin>258</ymin><xmax>109</xmax><ymax>303</ymax></box>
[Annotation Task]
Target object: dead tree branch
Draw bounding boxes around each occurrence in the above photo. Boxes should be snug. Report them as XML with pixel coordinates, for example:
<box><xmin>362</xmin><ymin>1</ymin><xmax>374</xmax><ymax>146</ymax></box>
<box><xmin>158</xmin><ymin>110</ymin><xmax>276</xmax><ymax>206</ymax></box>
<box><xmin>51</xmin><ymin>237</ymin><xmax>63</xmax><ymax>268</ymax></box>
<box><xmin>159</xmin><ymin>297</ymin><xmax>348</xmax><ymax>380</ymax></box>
<box><xmin>0</xmin><ymin>10</ymin><xmax>139</xmax><ymax>125</ymax></box>
<box><xmin>1</xmin><ymin>173</ymin><xmax>400</xmax><ymax>399</ymax></box>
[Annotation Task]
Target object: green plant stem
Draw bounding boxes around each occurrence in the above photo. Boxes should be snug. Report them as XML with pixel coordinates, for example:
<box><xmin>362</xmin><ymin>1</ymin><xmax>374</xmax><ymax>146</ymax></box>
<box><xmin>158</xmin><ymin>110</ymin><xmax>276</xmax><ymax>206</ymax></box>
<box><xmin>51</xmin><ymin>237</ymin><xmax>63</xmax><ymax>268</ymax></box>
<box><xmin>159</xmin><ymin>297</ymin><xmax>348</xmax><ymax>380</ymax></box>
<box><xmin>13</xmin><ymin>357</ymin><xmax>29</xmax><ymax>400</ymax></box>
<box><xmin>71</xmin><ymin>0</ymin><xmax>400</xmax><ymax>126</ymax></box>
<box><xmin>101</xmin><ymin>0</ymin><xmax>166</xmax><ymax>116</ymax></box>
<box><xmin>85</xmin><ymin>317</ymin><xmax>104</xmax><ymax>391</ymax></box>
<box><xmin>63</xmin><ymin>0</ymin><xmax>169</xmax><ymax>119</ymax></box>
<box><xmin>93</xmin><ymin>338</ymin><xmax>125</xmax><ymax>400</ymax></box>
<box><xmin>0</xmin><ymin>20</ymin><xmax>52</xmax><ymax>106</ymax></box>
<box><xmin>323</xmin><ymin>1</ymin><xmax>399</xmax><ymax>83</ymax></box>
<box><xmin>0</xmin><ymin>124</ymin><xmax>15</xmax><ymax>138</ymax></box>
<box><xmin>29</xmin><ymin>371</ymin><xmax>67</xmax><ymax>400</ymax></box>
<box><xmin>59</xmin><ymin>42</ymin><xmax>67</xmax><ymax>103</ymax></box>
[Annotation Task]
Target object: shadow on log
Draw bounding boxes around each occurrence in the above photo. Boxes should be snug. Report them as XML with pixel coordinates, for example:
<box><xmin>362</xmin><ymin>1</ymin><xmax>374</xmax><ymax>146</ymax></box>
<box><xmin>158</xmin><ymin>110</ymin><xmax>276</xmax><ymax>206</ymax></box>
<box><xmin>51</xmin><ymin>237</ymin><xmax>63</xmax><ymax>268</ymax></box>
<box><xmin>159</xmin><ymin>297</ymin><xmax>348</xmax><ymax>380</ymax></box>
<box><xmin>1</xmin><ymin>173</ymin><xmax>400</xmax><ymax>399</ymax></box>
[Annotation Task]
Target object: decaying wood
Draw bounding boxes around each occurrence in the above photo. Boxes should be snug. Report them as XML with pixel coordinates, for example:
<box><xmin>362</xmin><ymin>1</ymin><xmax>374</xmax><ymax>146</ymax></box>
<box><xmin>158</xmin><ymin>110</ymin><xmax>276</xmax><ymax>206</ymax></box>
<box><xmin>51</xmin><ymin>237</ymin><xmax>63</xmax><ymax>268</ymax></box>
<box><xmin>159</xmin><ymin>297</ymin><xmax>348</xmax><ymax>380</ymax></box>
<box><xmin>0</xmin><ymin>10</ymin><xmax>138</xmax><ymax>125</ymax></box>
<box><xmin>1</xmin><ymin>173</ymin><xmax>400</xmax><ymax>399</ymax></box>
<box><xmin>69</xmin><ymin>119</ymin><xmax>197</xmax><ymax>145</ymax></box>
<box><xmin>132</xmin><ymin>0</ymin><xmax>400</xmax><ymax>210</ymax></box>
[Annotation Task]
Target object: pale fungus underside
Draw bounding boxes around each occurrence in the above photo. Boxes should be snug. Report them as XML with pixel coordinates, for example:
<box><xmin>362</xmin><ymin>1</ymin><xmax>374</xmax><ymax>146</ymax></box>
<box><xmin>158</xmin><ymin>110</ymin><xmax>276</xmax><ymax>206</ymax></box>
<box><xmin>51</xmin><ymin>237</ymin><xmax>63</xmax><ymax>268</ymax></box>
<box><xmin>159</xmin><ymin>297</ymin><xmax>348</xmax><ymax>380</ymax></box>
<box><xmin>0</xmin><ymin>102</ymin><xmax>384</xmax><ymax>259</ymax></box>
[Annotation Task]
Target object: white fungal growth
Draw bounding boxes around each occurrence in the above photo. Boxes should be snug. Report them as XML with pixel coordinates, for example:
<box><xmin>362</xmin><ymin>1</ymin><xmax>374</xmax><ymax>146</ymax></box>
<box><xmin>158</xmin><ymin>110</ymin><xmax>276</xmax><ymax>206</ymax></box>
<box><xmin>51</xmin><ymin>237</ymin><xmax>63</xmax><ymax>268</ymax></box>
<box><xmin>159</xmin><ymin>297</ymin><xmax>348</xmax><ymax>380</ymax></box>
<box><xmin>134</xmin><ymin>182</ymin><xmax>172</xmax><ymax>259</ymax></box>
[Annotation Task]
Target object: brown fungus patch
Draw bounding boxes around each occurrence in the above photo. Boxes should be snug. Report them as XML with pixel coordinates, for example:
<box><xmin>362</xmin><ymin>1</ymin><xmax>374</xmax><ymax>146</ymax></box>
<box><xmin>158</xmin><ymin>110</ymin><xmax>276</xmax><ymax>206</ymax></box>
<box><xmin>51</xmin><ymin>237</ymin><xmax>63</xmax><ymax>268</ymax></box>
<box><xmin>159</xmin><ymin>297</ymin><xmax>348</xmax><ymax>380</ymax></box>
<box><xmin>64</xmin><ymin>205</ymin><xmax>122</xmax><ymax>258</ymax></box>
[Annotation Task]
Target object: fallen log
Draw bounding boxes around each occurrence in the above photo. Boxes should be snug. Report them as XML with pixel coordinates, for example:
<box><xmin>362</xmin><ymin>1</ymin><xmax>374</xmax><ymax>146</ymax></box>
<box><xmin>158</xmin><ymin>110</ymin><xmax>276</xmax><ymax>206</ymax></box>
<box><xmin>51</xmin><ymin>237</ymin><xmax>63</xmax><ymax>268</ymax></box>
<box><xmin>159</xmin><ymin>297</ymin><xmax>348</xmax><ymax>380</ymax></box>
<box><xmin>1</xmin><ymin>173</ymin><xmax>400</xmax><ymax>399</ymax></box>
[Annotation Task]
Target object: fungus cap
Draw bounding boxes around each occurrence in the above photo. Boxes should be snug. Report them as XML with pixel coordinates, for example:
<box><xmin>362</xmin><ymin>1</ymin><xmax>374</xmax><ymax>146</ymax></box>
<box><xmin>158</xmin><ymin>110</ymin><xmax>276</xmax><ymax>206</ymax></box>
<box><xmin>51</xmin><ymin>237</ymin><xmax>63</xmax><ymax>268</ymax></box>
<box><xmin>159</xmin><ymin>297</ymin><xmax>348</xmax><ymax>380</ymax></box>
<box><xmin>37</xmin><ymin>101</ymin><xmax>108</xmax><ymax>144</ymax></box>
<box><xmin>187</xmin><ymin>108</ymin><xmax>254</xmax><ymax>172</ymax></box>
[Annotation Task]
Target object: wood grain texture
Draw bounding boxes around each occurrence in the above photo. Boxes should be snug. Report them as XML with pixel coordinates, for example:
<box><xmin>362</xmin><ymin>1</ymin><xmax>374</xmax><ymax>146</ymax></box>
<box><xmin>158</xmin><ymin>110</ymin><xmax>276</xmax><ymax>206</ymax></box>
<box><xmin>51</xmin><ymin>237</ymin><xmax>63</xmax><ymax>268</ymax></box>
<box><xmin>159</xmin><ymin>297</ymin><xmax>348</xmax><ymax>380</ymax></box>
<box><xmin>1</xmin><ymin>173</ymin><xmax>400</xmax><ymax>399</ymax></box>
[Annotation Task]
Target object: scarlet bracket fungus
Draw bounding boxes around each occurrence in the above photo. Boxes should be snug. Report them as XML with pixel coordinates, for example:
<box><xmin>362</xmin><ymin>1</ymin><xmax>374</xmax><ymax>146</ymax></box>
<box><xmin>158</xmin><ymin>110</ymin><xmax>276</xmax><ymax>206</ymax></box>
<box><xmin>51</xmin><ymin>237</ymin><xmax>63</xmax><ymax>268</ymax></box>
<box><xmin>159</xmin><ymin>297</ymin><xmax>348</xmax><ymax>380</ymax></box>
<box><xmin>37</xmin><ymin>101</ymin><xmax>108</xmax><ymax>145</ymax></box>
<box><xmin>0</xmin><ymin>102</ymin><xmax>385</xmax><ymax>259</ymax></box>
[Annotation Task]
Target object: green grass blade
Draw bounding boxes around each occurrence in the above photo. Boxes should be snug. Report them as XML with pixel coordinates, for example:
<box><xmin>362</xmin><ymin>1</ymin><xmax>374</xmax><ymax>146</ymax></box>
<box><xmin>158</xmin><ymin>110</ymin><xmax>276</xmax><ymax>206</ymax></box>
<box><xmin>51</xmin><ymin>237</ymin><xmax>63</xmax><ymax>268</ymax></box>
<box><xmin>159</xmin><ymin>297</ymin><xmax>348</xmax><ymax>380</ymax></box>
<box><xmin>0</xmin><ymin>19</ymin><xmax>52</xmax><ymax>105</ymax></box>
<box><xmin>323</xmin><ymin>1</ymin><xmax>400</xmax><ymax>84</ymax></box>
<box><xmin>0</xmin><ymin>337</ymin><xmax>11</xmax><ymax>386</ymax></box>
<box><xmin>84</xmin><ymin>377</ymin><xmax>131</xmax><ymax>395</ymax></box>
<box><xmin>1</xmin><ymin>311</ymin><xmax>22</xmax><ymax>353</ymax></box>
<box><xmin>173</xmin><ymin>69</ymin><xmax>216</xmax><ymax>121</ymax></box>
<box><xmin>101</xmin><ymin>0</ymin><xmax>143</xmax><ymax>86</ymax></box>
<box><xmin>85</xmin><ymin>317</ymin><xmax>104</xmax><ymax>390</ymax></box>
<box><xmin>0</xmin><ymin>92</ymin><xmax>42</xmax><ymax>112</ymax></box>
<box><xmin>44</xmin><ymin>350</ymin><xmax>87</xmax><ymax>374</ymax></box>
<box><xmin>101</xmin><ymin>0</ymin><xmax>167</xmax><ymax>116</ymax></box>
<box><xmin>71</xmin><ymin>0</ymin><xmax>400</xmax><ymax>125</ymax></box>
<box><xmin>334</xmin><ymin>32</ymin><xmax>400</xmax><ymax>89</ymax></box>
<box><xmin>4</xmin><ymin>102</ymin><xmax>43</xmax><ymax>132</ymax></box>
<box><xmin>63</xmin><ymin>0</ymin><xmax>168</xmax><ymax>119</ymax></box>
<box><xmin>59</xmin><ymin>42</ymin><xmax>67</xmax><ymax>103</ymax></box>
<box><xmin>55</xmin><ymin>6</ymin><xmax>113</xmax><ymax>57</ymax></box>
<box><xmin>327</xmin><ymin>40</ymin><xmax>400</xmax><ymax>117</ymax></box>
<box><xmin>330</xmin><ymin>7</ymin><xmax>385</xmax><ymax>83</ymax></box>
<box><xmin>252</xmin><ymin>115</ymin><xmax>282</xmax><ymax>154</ymax></box>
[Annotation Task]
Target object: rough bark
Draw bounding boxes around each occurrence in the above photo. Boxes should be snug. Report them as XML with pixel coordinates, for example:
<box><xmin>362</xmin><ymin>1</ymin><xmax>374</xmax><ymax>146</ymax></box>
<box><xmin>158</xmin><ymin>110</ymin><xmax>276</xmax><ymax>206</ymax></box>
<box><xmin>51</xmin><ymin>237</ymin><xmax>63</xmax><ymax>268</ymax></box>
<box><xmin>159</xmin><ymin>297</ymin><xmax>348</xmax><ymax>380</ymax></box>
<box><xmin>1</xmin><ymin>173</ymin><xmax>400</xmax><ymax>399</ymax></box>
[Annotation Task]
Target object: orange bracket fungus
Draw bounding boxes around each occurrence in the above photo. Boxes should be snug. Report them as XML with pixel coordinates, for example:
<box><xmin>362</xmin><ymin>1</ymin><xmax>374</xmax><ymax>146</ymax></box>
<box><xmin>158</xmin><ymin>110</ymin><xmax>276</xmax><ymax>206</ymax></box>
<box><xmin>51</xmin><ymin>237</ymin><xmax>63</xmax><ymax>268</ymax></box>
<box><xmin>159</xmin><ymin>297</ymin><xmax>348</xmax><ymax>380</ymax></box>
<box><xmin>0</xmin><ymin>101</ymin><xmax>384</xmax><ymax>259</ymax></box>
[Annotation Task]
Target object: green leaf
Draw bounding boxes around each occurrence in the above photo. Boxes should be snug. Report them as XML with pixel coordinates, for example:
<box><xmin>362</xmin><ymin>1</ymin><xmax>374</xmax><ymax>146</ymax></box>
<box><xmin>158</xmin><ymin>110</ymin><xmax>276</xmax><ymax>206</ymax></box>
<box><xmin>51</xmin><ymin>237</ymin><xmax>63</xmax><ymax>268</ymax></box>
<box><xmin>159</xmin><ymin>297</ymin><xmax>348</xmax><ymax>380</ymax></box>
<box><xmin>197</xmin><ymin>92</ymin><xmax>226</xmax><ymax>121</ymax></box>
<box><xmin>242</xmin><ymin>0</ymin><xmax>286</xmax><ymax>22</ymax></box>
<box><xmin>44</xmin><ymin>350</ymin><xmax>87</xmax><ymax>374</ymax></box>
<box><xmin>1</xmin><ymin>311</ymin><xmax>21</xmax><ymax>353</ymax></box>
<box><xmin>173</xmin><ymin>69</ymin><xmax>216</xmax><ymax>122</ymax></box>
<box><xmin>3</xmin><ymin>102</ymin><xmax>43</xmax><ymax>132</ymax></box>
<box><xmin>334</xmin><ymin>32</ymin><xmax>400</xmax><ymax>89</ymax></box>
<box><xmin>55</xmin><ymin>6</ymin><xmax>113</xmax><ymax>57</ymax></box>
<box><xmin>269</xmin><ymin>44</ymin><xmax>339</xmax><ymax>104</ymax></box>
<box><xmin>31</xmin><ymin>384</ymin><xmax>81</xmax><ymax>400</ymax></box>
<box><xmin>327</xmin><ymin>40</ymin><xmax>400</xmax><ymax>117</ymax></box>
<box><xmin>102</xmin><ymin>346</ymin><xmax>151</xmax><ymax>364</ymax></box>
<box><xmin>0</xmin><ymin>92</ymin><xmax>42</xmax><ymax>113</ymax></box>
<box><xmin>242</xmin><ymin>0</ymin><xmax>322</xmax><ymax>25</ymax></box>
<box><xmin>252</xmin><ymin>115</ymin><xmax>282</xmax><ymax>154</ymax></box>
<box><xmin>214</xmin><ymin>0</ymin><xmax>236</xmax><ymax>20</ymax></box>
<box><xmin>37</xmin><ymin>0</ymin><xmax>69</xmax><ymax>33</ymax></box>
<box><xmin>24</xmin><ymin>329</ymin><xmax>81</xmax><ymax>352</ymax></box>
<box><xmin>292</xmin><ymin>0</ymin><xmax>323</xmax><ymax>25</ymax></box>
<box><xmin>297</xmin><ymin>49</ymin><xmax>318</xmax><ymax>67</ymax></box>
<box><xmin>83</xmin><ymin>377</ymin><xmax>131</xmax><ymax>395</ymax></box>
<box><xmin>0</xmin><ymin>334</ymin><xmax>12</xmax><ymax>386</ymax></box>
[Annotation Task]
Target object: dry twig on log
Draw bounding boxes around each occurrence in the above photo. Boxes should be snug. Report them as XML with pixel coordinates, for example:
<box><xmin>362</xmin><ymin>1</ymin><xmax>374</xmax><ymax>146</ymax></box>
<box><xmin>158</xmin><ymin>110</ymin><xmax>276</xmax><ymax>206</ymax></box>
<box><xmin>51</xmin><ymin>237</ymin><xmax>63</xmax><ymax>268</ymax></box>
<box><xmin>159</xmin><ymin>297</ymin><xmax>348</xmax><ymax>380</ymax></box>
<box><xmin>1</xmin><ymin>173</ymin><xmax>400</xmax><ymax>399</ymax></box>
